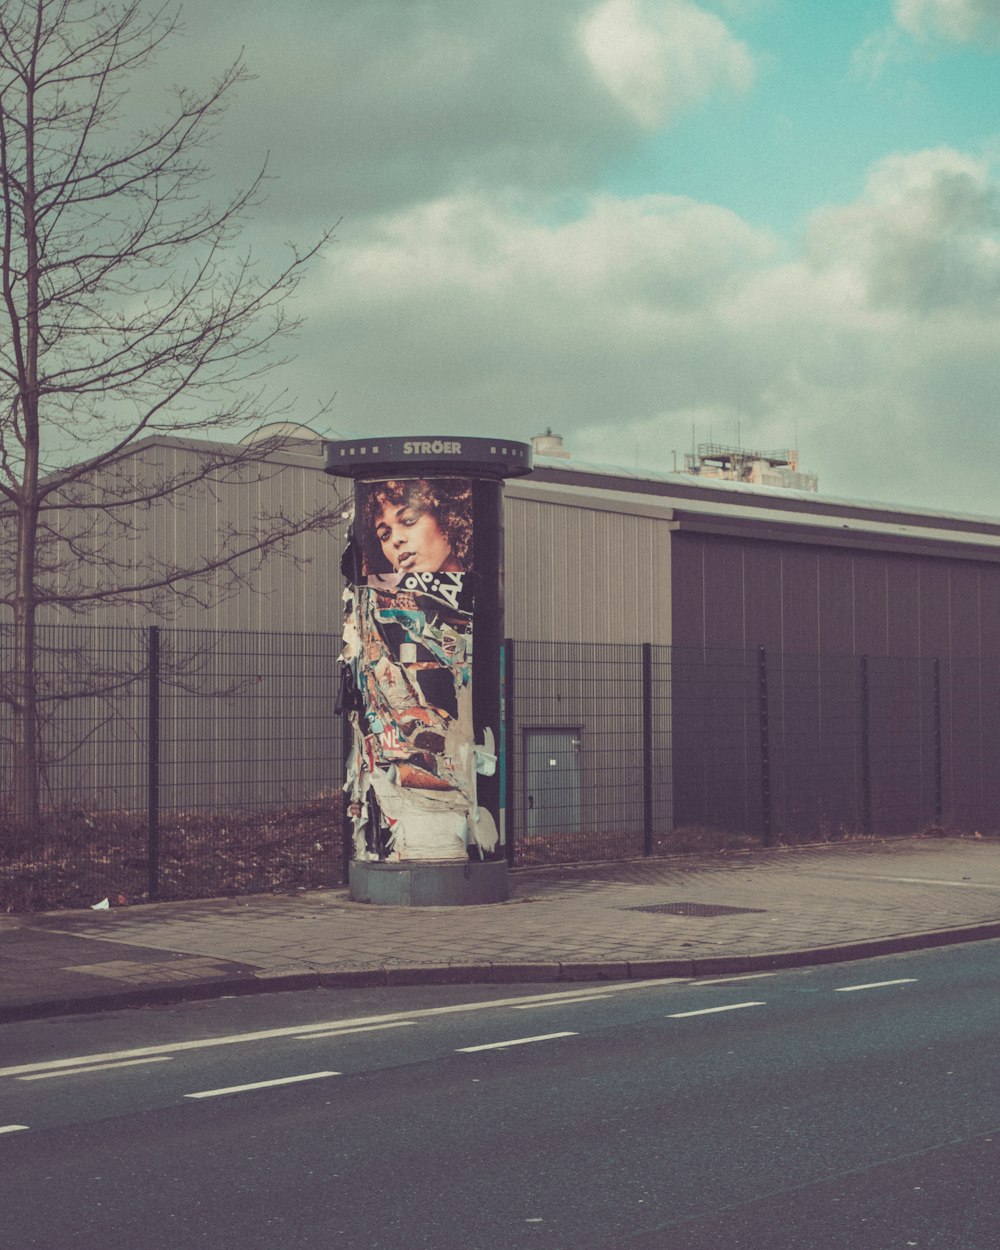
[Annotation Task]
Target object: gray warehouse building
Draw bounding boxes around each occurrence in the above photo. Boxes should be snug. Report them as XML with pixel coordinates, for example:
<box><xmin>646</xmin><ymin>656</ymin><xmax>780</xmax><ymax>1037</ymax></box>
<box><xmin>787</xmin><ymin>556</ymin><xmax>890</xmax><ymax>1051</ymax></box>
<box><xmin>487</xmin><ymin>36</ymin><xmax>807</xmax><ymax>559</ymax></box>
<box><xmin>7</xmin><ymin>429</ymin><xmax>1000</xmax><ymax>862</ymax></box>
<box><xmin>509</xmin><ymin>454</ymin><xmax>1000</xmax><ymax>848</ymax></box>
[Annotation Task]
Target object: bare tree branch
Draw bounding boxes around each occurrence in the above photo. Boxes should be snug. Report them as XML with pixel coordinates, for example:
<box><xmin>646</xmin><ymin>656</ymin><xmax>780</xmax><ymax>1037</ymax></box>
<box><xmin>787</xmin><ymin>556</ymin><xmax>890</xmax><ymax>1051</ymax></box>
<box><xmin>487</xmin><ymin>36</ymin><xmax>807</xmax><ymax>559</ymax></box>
<box><xmin>0</xmin><ymin>0</ymin><xmax>339</xmax><ymax>826</ymax></box>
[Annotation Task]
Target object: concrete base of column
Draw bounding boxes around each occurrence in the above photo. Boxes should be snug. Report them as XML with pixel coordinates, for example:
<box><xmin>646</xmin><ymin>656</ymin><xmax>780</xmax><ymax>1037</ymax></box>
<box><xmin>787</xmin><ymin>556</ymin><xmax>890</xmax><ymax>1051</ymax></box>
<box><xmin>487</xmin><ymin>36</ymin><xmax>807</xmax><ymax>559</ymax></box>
<box><xmin>349</xmin><ymin>859</ymin><xmax>509</xmax><ymax>906</ymax></box>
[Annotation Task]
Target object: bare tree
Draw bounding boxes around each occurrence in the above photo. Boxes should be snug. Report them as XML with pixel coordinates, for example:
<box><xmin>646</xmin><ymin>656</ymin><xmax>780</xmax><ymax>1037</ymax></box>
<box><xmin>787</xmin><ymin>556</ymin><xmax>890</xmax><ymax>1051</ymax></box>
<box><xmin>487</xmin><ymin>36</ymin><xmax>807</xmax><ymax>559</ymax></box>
<box><xmin>0</xmin><ymin>0</ymin><xmax>342</xmax><ymax>827</ymax></box>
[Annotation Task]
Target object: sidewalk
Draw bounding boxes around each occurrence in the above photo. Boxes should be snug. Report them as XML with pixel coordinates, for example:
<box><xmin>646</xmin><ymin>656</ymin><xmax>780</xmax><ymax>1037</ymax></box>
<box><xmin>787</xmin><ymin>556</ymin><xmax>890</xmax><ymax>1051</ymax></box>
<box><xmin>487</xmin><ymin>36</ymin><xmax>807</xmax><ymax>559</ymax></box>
<box><xmin>4</xmin><ymin>837</ymin><xmax>1000</xmax><ymax>1023</ymax></box>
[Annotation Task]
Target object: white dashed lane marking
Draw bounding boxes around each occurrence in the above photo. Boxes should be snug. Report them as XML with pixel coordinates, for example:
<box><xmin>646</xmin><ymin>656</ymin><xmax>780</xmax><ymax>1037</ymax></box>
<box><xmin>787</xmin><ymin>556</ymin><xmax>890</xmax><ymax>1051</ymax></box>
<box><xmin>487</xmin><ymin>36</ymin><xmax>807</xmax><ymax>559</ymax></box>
<box><xmin>0</xmin><ymin>980</ymin><xmax>673</xmax><ymax>1081</ymax></box>
<box><xmin>835</xmin><ymin>979</ymin><xmax>918</xmax><ymax>993</ymax></box>
<box><xmin>668</xmin><ymin>1002</ymin><xmax>766</xmax><ymax>1018</ymax></box>
<box><xmin>456</xmin><ymin>1032</ymin><xmax>578</xmax><ymax>1053</ymax></box>
<box><xmin>185</xmin><ymin>1071</ymin><xmax>340</xmax><ymax>1099</ymax></box>
<box><xmin>695</xmin><ymin>973</ymin><xmax>775</xmax><ymax>987</ymax></box>
<box><xmin>0</xmin><ymin>976</ymin><xmax>927</xmax><ymax>1097</ymax></box>
<box><xmin>294</xmin><ymin>1021</ymin><xmax>416</xmax><ymax>1040</ymax></box>
<box><xmin>513</xmin><ymin>995</ymin><xmax>611</xmax><ymax>1009</ymax></box>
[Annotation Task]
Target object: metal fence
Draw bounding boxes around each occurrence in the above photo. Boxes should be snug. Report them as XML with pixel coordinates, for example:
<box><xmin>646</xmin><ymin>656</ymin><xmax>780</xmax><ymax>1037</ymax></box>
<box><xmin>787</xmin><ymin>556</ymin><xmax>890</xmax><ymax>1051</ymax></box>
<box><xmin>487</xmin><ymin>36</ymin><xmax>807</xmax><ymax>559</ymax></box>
<box><xmin>0</xmin><ymin>623</ymin><xmax>343</xmax><ymax>908</ymax></box>
<box><xmin>506</xmin><ymin>641</ymin><xmax>996</xmax><ymax>865</ymax></box>
<box><xmin>2</xmin><ymin>626</ymin><xmax>996</xmax><ymax>908</ymax></box>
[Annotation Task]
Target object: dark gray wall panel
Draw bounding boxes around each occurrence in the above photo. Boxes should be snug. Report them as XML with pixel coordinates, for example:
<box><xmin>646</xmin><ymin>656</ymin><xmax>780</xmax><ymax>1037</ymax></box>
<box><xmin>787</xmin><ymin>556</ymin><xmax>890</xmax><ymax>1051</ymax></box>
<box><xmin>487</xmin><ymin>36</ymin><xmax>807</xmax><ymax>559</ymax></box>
<box><xmin>779</xmin><ymin>547</ymin><xmax>820</xmax><ymax>654</ymax></box>
<box><xmin>979</xmin><ymin>570</ymin><xmax>1000</xmax><ymax>654</ymax></box>
<box><xmin>916</xmin><ymin>561</ymin><xmax>951</xmax><ymax>657</ymax></box>
<box><xmin>669</xmin><ymin>528</ymin><xmax>1000</xmax><ymax>839</ymax></box>
<box><xmin>886</xmin><ymin>558</ymin><xmax>921</xmax><ymax>657</ymax></box>
<box><xmin>670</xmin><ymin>536</ymin><xmax>707</xmax><ymax>648</ymax></box>
<box><xmin>948</xmin><ymin>565</ymin><xmax>982</xmax><ymax>658</ymax></box>
<box><xmin>702</xmin><ymin>538</ymin><xmax>746</xmax><ymax>650</ymax></box>
<box><xmin>851</xmin><ymin>554</ymin><xmax>889</xmax><ymax>656</ymax></box>
<box><xmin>742</xmin><ymin>542</ymin><xmax>783</xmax><ymax>651</ymax></box>
<box><xmin>817</xmin><ymin>550</ymin><xmax>856</xmax><ymax>655</ymax></box>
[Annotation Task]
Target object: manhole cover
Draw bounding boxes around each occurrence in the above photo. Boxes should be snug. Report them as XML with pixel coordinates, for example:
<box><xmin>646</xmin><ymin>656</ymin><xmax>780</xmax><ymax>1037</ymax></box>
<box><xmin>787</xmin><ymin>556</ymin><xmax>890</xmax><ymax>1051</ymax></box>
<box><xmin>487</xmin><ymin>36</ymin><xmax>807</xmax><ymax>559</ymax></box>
<box><xmin>627</xmin><ymin>902</ymin><xmax>767</xmax><ymax>917</ymax></box>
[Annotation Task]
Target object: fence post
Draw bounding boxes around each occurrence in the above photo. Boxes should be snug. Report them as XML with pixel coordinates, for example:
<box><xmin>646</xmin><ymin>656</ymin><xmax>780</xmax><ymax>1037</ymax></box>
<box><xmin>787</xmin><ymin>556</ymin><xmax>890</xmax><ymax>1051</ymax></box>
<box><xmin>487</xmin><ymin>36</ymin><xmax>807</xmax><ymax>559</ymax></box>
<box><xmin>932</xmin><ymin>656</ymin><xmax>943</xmax><ymax>825</ymax></box>
<box><xmin>146</xmin><ymin>625</ymin><xmax>161</xmax><ymax>902</ymax></box>
<box><xmin>757</xmin><ymin>645</ymin><xmax>772</xmax><ymax>847</ymax></box>
<box><xmin>503</xmin><ymin>638</ymin><xmax>515</xmax><ymax>867</ymax></box>
<box><xmin>860</xmin><ymin>654</ymin><xmax>872</xmax><ymax>836</ymax></box>
<box><xmin>642</xmin><ymin>642</ymin><xmax>653</xmax><ymax>857</ymax></box>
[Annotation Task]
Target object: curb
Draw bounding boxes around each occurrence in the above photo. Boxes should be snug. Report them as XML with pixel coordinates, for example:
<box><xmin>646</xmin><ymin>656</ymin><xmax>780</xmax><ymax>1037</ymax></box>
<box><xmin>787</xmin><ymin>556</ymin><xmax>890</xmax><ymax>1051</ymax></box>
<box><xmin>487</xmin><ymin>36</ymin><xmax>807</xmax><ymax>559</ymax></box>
<box><xmin>5</xmin><ymin>920</ymin><xmax>1000</xmax><ymax>1025</ymax></box>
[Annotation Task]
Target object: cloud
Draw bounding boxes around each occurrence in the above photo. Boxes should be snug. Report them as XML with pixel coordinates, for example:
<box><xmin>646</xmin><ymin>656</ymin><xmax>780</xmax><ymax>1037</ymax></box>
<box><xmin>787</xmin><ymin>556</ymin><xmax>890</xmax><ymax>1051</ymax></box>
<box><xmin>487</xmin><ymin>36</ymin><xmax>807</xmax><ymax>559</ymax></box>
<box><xmin>850</xmin><ymin>26</ymin><xmax>911</xmax><ymax>81</ymax></box>
<box><xmin>118</xmin><ymin>4</ymin><xmax>1000</xmax><ymax>515</ymax></box>
<box><xmin>301</xmin><ymin>144</ymin><xmax>1000</xmax><ymax>514</ymax></box>
<box><xmin>292</xmin><ymin>189</ymin><xmax>780</xmax><ymax>446</ymax></box>
<box><xmin>854</xmin><ymin>1</ymin><xmax>1000</xmax><ymax>79</ymax></box>
<box><xmin>165</xmin><ymin>0</ymin><xmax>755</xmax><ymax>225</ymax></box>
<box><xmin>805</xmin><ymin>148</ymin><xmax>1000</xmax><ymax>310</ymax></box>
<box><xmin>153</xmin><ymin>1</ymin><xmax>646</xmax><ymax>223</ymax></box>
<box><xmin>893</xmin><ymin>0</ymin><xmax>1000</xmax><ymax>44</ymax></box>
<box><xmin>312</xmin><ymin>189</ymin><xmax>774</xmax><ymax>437</ymax></box>
<box><xmin>328</xmin><ymin>191</ymin><xmax>774</xmax><ymax>304</ymax></box>
<box><xmin>578</xmin><ymin>0</ymin><xmax>756</xmax><ymax>128</ymax></box>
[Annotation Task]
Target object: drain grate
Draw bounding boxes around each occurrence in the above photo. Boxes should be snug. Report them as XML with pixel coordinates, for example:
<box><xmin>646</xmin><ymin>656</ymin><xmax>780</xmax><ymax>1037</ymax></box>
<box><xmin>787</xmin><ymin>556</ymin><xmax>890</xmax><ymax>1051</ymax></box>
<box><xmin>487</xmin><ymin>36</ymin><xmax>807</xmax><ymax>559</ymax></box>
<box><xmin>627</xmin><ymin>902</ymin><xmax>767</xmax><ymax>917</ymax></box>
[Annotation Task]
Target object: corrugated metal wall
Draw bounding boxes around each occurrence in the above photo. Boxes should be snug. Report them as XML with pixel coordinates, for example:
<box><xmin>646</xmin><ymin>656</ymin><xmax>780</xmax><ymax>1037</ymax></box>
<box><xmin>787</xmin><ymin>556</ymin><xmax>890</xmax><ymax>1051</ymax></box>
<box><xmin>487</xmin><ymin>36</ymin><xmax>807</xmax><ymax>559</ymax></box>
<box><xmin>501</xmin><ymin>490</ymin><xmax>674</xmax><ymax>853</ymax></box>
<box><xmin>33</xmin><ymin>440</ymin><xmax>349</xmax><ymax>633</ymax></box>
<box><xmin>504</xmin><ymin>487</ymin><xmax>672</xmax><ymax>644</ymax></box>
<box><xmin>671</xmin><ymin>532</ymin><xmax>1000</xmax><ymax>836</ymax></box>
<box><xmin>670</xmin><ymin>531</ymin><xmax>1000</xmax><ymax>660</ymax></box>
<box><xmin>1</xmin><ymin>623</ymin><xmax>342</xmax><ymax>815</ymax></box>
<box><xmin>12</xmin><ymin>440</ymin><xmax>1000</xmax><ymax>844</ymax></box>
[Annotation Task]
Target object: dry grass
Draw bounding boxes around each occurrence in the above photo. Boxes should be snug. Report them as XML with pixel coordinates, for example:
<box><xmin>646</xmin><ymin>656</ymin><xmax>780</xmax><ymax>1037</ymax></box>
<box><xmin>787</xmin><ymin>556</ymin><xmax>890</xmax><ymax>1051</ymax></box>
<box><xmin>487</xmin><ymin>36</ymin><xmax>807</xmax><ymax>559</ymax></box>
<box><xmin>511</xmin><ymin>820</ymin><xmax>910</xmax><ymax>867</ymax></box>
<box><xmin>4</xmin><ymin>808</ymin><xmax>987</xmax><ymax>913</ymax></box>
<box><xmin>512</xmin><ymin>826</ymin><xmax>761</xmax><ymax>865</ymax></box>
<box><xmin>0</xmin><ymin>801</ymin><xmax>343</xmax><ymax>912</ymax></box>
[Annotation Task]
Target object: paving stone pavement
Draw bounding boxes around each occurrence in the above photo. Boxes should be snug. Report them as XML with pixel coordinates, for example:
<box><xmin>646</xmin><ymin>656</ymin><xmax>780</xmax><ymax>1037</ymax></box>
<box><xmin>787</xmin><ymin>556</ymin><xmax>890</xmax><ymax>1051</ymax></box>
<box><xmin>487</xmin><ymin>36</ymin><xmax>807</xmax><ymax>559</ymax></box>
<box><xmin>3</xmin><ymin>837</ymin><xmax>1000</xmax><ymax>1021</ymax></box>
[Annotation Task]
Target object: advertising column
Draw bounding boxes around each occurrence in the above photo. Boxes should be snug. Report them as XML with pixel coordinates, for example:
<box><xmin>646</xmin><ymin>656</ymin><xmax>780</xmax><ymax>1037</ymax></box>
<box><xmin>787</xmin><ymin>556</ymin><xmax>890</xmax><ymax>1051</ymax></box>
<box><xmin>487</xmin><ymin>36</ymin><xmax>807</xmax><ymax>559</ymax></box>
<box><xmin>325</xmin><ymin>436</ymin><xmax>532</xmax><ymax>905</ymax></box>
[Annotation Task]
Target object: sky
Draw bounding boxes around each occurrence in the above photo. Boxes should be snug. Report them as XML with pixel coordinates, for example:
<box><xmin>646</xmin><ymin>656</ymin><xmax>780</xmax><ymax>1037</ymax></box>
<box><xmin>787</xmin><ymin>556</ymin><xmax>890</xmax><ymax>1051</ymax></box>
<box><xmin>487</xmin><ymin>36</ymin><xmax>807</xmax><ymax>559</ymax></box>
<box><xmin>165</xmin><ymin>0</ymin><xmax>1000</xmax><ymax>515</ymax></box>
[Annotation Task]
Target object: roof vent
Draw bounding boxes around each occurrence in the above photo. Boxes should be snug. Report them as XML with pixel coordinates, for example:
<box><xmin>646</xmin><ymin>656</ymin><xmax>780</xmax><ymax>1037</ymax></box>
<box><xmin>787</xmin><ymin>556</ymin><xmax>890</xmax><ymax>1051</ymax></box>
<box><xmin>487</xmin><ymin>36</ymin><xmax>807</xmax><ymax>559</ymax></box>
<box><xmin>532</xmin><ymin>428</ymin><xmax>570</xmax><ymax>459</ymax></box>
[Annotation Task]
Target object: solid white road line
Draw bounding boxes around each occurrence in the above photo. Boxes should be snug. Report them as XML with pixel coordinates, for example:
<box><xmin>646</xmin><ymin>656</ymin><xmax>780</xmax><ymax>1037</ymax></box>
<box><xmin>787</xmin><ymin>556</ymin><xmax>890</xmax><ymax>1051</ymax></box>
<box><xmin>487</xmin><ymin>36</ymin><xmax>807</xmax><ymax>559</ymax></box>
<box><xmin>17</xmin><ymin>1057</ymin><xmax>173</xmax><ymax>1081</ymax></box>
<box><xmin>0</xmin><ymin>1125</ymin><xmax>29</xmax><ymax>1135</ymax></box>
<box><xmin>834</xmin><ymin>978</ymin><xmax>918</xmax><ymax>993</ymax></box>
<box><xmin>668</xmin><ymin>1001</ymin><xmax>766</xmax><ymax>1018</ymax></box>
<box><xmin>0</xmin><ymin>980</ymin><xmax>677</xmax><ymax>1080</ymax></box>
<box><xmin>294</xmin><ymin>1021</ymin><xmax>416</xmax><ymax>1040</ymax></box>
<box><xmin>456</xmin><ymin>1032</ymin><xmax>578</xmax><ymax>1053</ymax></box>
<box><xmin>184</xmin><ymin>1071</ymin><xmax>340</xmax><ymax>1099</ymax></box>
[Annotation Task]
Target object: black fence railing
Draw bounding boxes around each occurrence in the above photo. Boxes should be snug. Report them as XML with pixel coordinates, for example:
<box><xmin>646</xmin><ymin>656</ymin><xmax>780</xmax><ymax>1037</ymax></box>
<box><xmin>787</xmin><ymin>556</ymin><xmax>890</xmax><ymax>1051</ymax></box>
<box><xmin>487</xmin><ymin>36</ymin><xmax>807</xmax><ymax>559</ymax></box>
<box><xmin>508</xmin><ymin>642</ymin><xmax>995</xmax><ymax>863</ymax></box>
<box><xmin>1</xmin><ymin>623</ymin><xmax>343</xmax><ymax>908</ymax></box>
<box><xmin>2</xmin><ymin>625</ymin><xmax>996</xmax><ymax>909</ymax></box>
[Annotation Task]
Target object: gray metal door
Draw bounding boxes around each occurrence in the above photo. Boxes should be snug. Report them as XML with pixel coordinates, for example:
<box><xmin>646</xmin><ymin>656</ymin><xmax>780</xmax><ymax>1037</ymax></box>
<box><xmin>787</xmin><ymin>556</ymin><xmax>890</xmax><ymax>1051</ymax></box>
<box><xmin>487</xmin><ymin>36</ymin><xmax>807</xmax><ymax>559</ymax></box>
<box><xmin>525</xmin><ymin>729</ymin><xmax>581</xmax><ymax>836</ymax></box>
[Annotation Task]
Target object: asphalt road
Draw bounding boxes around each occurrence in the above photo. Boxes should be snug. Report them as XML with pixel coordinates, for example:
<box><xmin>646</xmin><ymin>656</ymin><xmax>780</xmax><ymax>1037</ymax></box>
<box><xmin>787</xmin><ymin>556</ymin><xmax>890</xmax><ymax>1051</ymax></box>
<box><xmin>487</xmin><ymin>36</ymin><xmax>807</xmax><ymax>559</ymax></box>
<box><xmin>3</xmin><ymin>943</ymin><xmax>1000</xmax><ymax>1248</ymax></box>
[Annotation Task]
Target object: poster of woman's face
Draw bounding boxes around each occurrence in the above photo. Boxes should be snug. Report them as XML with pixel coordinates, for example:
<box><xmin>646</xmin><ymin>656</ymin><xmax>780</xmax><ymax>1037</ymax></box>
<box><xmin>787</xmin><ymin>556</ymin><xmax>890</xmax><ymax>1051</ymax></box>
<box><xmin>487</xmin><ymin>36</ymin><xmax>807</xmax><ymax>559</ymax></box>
<box><xmin>359</xmin><ymin>478</ymin><xmax>473</xmax><ymax>577</ymax></box>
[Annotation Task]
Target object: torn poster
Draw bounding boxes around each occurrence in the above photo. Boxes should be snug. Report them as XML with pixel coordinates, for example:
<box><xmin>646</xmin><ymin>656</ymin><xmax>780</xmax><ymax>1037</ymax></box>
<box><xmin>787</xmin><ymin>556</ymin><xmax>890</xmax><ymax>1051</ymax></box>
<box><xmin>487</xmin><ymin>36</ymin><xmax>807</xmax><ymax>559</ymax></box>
<box><xmin>341</xmin><ymin>477</ymin><xmax>497</xmax><ymax>862</ymax></box>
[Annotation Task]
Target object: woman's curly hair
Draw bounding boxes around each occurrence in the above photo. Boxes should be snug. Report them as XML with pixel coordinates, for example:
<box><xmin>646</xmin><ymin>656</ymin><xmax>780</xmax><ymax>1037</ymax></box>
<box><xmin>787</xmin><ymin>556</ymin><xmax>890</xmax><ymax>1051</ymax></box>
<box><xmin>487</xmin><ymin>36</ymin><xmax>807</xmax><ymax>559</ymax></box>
<box><xmin>359</xmin><ymin>477</ymin><xmax>473</xmax><ymax>574</ymax></box>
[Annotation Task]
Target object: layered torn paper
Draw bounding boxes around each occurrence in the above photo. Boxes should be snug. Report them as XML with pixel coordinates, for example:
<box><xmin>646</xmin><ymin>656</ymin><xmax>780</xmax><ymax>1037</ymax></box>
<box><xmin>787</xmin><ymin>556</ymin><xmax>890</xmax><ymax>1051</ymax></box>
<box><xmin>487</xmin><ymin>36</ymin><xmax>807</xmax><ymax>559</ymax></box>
<box><xmin>340</xmin><ymin>477</ymin><xmax>497</xmax><ymax>862</ymax></box>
